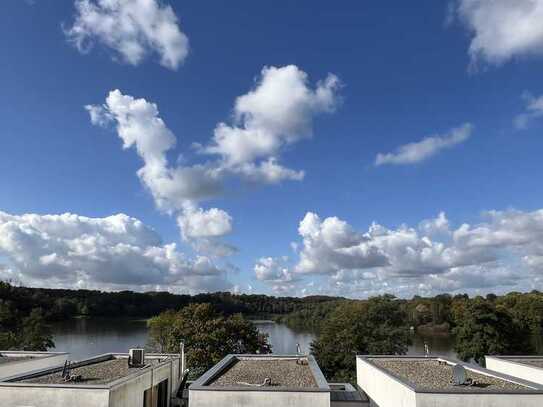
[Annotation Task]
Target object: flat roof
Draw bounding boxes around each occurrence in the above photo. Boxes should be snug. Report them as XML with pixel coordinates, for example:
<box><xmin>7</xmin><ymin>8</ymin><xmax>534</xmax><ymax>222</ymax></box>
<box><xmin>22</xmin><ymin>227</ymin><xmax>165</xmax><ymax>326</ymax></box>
<box><xmin>0</xmin><ymin>356</ymin><xmax>35</xmax><ymax>366</ymax></box>
<box><xmin>0</xmin><ymin>351</ymin><xmax>67</xmax><ymax>367</ymax></box>
<box><xmin>191</xmin><ymin>354</ymin><xmax>330</xmax><ymax>392</ymax></box>
<box><xmin>10</xmin><ymin>353</ymin><xmax>172</xmax><ymax>386</ymax></box>
<box><xmin>209</xmin><ymin>358</ymin><xmax>317</xmax><ymax>388</ymax></box>
<box><xmin>359</xmin><ymin>356</ymin><xmax>543</xmax><ymax>394</ymax></box>
<box><xmin>489</xmin><ymin>356</ymin><xmax>543</xmax><ymax>370</ymax></box>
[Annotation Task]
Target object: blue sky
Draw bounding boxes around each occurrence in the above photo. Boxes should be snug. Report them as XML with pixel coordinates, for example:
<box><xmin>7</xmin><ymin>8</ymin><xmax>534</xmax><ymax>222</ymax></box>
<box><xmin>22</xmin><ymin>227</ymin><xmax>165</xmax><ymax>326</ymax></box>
<box><xmin>1</xmin><ymin>0</ymin><xmax>543</xmax><ymax>297</ymax></box>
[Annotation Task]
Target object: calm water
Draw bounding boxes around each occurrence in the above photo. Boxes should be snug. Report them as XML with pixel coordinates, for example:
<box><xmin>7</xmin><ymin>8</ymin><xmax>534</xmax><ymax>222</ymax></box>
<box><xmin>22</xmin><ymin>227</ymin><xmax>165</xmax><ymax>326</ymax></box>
<box><xmin>50</xmin><ymin>318</ymin><xmax>456</xmax><ymax>361</ymax></box>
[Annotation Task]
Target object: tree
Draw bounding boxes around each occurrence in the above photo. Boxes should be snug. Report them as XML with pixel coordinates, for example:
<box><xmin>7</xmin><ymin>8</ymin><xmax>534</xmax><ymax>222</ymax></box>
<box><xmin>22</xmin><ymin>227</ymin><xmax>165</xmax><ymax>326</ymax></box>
<box><xmin>147</xmin><ymin>309</ymin><xmax>177</xmax><ymax>352</ymax></box>
<box><xmin>0</xmin><ymin>304</ymin><xmax>54</xmax><ymax>351</ymax></box>
<box><xmin>18</xmin><ymin>309</ymin><xmax>54</xmax><ymax>351</ymax></box>
<box><xmin>148</xmin><ymin>303</ymin><xmax>271</xmax><ymax>377</ymax></box>
<box><xmin>453</xmin><ymin>299</ymin><xmax>531</xmax><ymax>365</ymax></box>
<box><xmin>311</xmin><ymin>296</ymin><xmax>411</xmax><ymax>383</ymax></box>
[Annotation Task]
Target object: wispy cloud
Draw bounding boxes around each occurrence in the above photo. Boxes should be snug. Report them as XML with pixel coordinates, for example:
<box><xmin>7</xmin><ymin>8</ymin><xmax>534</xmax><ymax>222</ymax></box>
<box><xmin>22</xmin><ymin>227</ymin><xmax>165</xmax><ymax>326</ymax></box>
<box><xmin>375</xmin><ymin>123</ymin><xmax>472</xmax><ymax>166</ymax></box>
<box><xmin>514</xmin><ymin>92</ymin><xmax>543</xmax><ymax>129</ymax></box>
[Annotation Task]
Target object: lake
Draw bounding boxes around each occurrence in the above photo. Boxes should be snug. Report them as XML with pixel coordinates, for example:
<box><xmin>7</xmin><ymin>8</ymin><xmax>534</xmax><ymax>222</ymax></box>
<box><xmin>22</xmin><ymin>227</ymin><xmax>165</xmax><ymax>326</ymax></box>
<box><xmin>50</xmin><ymin>318</ymin><xmax>456</xmax><ymax>361</ymax></box>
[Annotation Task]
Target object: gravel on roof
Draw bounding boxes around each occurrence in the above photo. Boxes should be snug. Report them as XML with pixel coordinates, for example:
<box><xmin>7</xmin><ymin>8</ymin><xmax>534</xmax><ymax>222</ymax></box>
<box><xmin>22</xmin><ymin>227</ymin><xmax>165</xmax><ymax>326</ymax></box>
<box><xmin>508</xmin><ymin>359</ymin><xmax>543</xmax><ymax>369</ymax></box>
<box><xmin>20</xmin><ymin>358</ymin><xmax>159</xmax><ymax>385</ymax></box>
<box><xmin>371</xmin><ymin>359</ymin><xmax>529</xmax><ymax>391</ymax></box>
<box><xmin>209</xmin><ymin>358</ymin><xmax>318</xmax><ymax>388</ymax></box>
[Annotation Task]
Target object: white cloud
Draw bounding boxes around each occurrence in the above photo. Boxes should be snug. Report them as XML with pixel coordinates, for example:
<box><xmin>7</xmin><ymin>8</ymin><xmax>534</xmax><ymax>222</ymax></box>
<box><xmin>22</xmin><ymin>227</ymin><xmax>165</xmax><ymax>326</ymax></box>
<box><xmin>295</xmin><ymin>213</ymin><xmax>389</xmax><ymax>275</ymax></box>
<box><xmin>254</xmin><ymin>257</ymin><xmax>296</xmax><ymax>283</ymax></box>
<box><xmin>419</xmin><ymin>212</ymin><xmax>450</xmax><ymax>236</ymax></box>
<box><xmin>233</xmin><ymin>158</ymin><xmax>305</xmax><ymax>184</ymax></box>
<box><xmin>177</xmin><ymin>205</ymin><xmax>232</xmax><ymax>240</ymax></box>
<box><xmin>455</xmin><ymin>0</ymin><xmax>543</xmax><ymax>66</ymax></box>
<box><xmin>514</xmin><ymin>92</ymin><xmax>543</xmax><ymax>129</ymax></box>
<box><xmin>0</xmin><ymin>211</ymin><xmax>230</xmax><ymax>292</ymax></box>
<box><xmin>176</xmin><ymin>204</ymin><xmax>236</xmax><ymax>257</ymax></box>
<box><xmin>86</xmin><ymin>90</ymin><xmax>234</xmax><ymax>256</ymax></box>
<box><xmin>453</xmin><ymin>209</ymin><xmax>543</xmax><ymax>250</ymax></box>
<box><xmin>87</xmin><ymin>66</ymin><xmax>341</xmax><ymax>256</ymax></box>
<box><xmin>375</xmin><ymin>123</ymin><xmax>472</xmax><ymax>166</ymax></box>
<box><xmin>86</xmin><ymin>90</ymin><xmax>223</xmax><ymax>210</ymax></box>
<box><xmin>202</xmin><ymin>65</ymin><xmax>341</xmax><ymax>182</ymax></box>
<box><xmin>263</xmin><ymin>207</ymin><xmax>543</xmax><ymax>298</ymax></box>
<box><xmin>66</xmin><ymin>0</ymin><xmax>189</xmax><ymax>69</ymax></box>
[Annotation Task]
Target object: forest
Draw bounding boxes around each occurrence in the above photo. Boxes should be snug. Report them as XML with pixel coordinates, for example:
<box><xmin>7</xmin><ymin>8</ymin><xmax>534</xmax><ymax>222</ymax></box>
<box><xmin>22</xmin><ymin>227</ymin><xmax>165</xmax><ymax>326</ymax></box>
<box><xmin>0</xmin><ymin>281</ymin><xmax>342</xmax><ymax>321</ymax></box>
<box><xmin>4</xmin><ymin>280</ymin><xmax>543</xmax><ymax>379</ymax></box>
<box><xmin>3</xmin><ymin>281</ymin><xmax>543</xmax><ymax>337</ymax></box>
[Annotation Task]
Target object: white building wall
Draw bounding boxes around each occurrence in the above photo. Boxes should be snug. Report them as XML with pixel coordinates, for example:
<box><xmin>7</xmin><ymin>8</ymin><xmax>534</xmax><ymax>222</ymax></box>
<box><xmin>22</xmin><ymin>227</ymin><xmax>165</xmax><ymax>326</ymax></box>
<box><xmin>0</xmin><ymin>352</ymin><xmax>68</xmax><ymax>381</ymax></box>
<box><xmin>416</xmin><ymin>392</ymin><xmax>543</xmax><ymax>407</ymax></box>
<box><xmin>356</xmin><ymin>358</ymin><xmax>416</xmax><ymax>407</ymax></box>
<box><xmin>189</xmin><ymin>390</ymin><xmax>330</xmax><ymax>407</ymax></box>
<box><xmin>170</xmin><ymin>356</ymin><xmax>181</xmax><ymax>391</ymax></box>
<box><xmin>109</xmin><ymin>370</ymin><xmax>152</xmax><ymax>407</ymax></box>
<box><xmin>108</xmin><ymin>359</ymin><xmax>177</xmax><ymax>407</ymax></box>
<box><xmin>485</xmin><ymin>357</ymin><xmax>543</xmax><ymax>385</ymax></box>
<box><xmin>0</xmin><ymin>386</ymin><xmax>109</xmax><ymax>407</ymax></box>
<box><xmin>152</xmin><ymin>361</ymin><xmax>173</xmax><ymax>395</ymax></box>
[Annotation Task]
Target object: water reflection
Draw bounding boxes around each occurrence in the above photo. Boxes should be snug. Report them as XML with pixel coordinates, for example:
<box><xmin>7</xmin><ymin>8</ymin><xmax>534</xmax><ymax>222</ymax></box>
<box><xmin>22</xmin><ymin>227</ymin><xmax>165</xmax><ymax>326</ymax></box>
<box><xmin>52</xmin><ymin>318</ymin><xmax>149</xmax><ymax>361</ymax></box>
<box><xmin>253</xmin><ymin>321</ymin><xmax>315</xmax><ymax>354</ymax></box>
<box><xmin>51</xmin><ymin>318</ymin><xmax>458</xmax><ymax>361</ymax></box>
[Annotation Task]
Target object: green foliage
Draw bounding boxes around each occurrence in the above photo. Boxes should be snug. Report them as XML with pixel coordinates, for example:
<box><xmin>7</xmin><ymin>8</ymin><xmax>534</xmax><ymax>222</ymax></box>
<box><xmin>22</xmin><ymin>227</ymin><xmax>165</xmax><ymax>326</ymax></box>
<box><xmin>148</xmin><ymin>303</ymin><xmax>271</xmax><ymax>377</ymax></box>
<box><xmin>311</xmin><ymin>296</ymin><xmax>411</xmax><ymax>383</ymax></box>
<box><xmin>274</xmin><ymin>300</ymin><xmax>345</xmax><ymax>331</ymax></box>
<box><xmin>453</xmin><ymin>298</ymin><xmax>532</xmax><ymax>365</ymax></box>
<box><xmin>0</xmin><ymin>300</ymin><xmax>54</xmax><ymax>351</ymax></box>
<box><xmin>147</xmin><ymin>309</ymin><xmax>177</xmax><ymax>352</ymax></box>
<box><xmin>0</xmin><ymin>280</ymin><xmax>345</xmax><ymax>320</ymax></box>
<box><xmin>18</xmin><ymin>309</ymin><xmax>55</xmax><ymax>351</ymax></box>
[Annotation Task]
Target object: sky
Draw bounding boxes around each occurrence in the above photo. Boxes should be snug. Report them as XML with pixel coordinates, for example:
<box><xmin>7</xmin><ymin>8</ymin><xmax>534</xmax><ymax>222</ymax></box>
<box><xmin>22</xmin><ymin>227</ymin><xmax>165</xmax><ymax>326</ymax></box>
<box><xmin>1</xmin><ymin>0</ymin><xmax>543</xmax><ymax>298</ymax></box>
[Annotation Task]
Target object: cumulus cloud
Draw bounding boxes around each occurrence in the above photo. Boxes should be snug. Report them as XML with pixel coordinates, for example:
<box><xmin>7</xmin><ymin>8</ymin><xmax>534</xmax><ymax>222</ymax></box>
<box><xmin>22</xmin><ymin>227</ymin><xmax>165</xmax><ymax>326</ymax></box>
<box><xmin>514</xmin><ymin>92</ymin><xmax>543</xmax><ymax>129</ymax></box>
<box><xmin>0</xmin><ymin>211</ymin><xmax>230</xmax><ymax>292</ymax></box>
<box><xmin>87</xmin><ymin>66</ymin><xmax>341</xmax><ymax>255</ymax></box>
<box><xmin>262</xmin><ymin>207</ymin><xmax>543</xmax><ymax>298</ymax></box>
<box><xmin>375</xmin><ymin>123</ymin><xmax>472</xmax><ymax>166</ymax></box>
<box><xmin>419</xmin><ymin>212</ymin><xmax>450</xmax><ymax>236</ymax></box>
<box><xmin>202</xmin><ymin>65</ymin><xmax>341</xmax><ymax>182</ymax></box>
<box><xmin>65</xmin><ymin>0</ymin><xmax>189</xmax><ymax>69</ymax></box>
<box><xmin>86</xmin><ymin>89</ymin><xmax>223</xmax><ymax>210</ymax></box>
<box><xmin>177</xmin><ymin>204</ymin><xmax>232</xmax><ymax>240</ymax></box>
<box><xmin>254</xmin><ymin>257</ymin><xmax>302</xmax><ymax>294</ymax></box>
<box><xmin>453</xmin><ymin>209</ymin><xmax>543</xmax><ymax>250</ymax></box>
<box><xmin>176</xmin><ymin>204</ymin><xmax>236</xmax><ymax>257</ymax></box>
<box><xmin>86</xmin><ymin>89</ymin><xmax>231</xmax><ymax>255</ymax></box>
<box><xmin>254</xmin><ymin>257</ymin><xmax>296</xmax><ymax>282</ymax></box>
<box><xmin>232</xmin><ymin>159</ymin><xmax>305</xmax><ymax>184</ymax></box>
<box><xmin>295</xmin><ymin>213</ymin><xmax>388</xmax><ymax>275</ymax></box>
<box><xmin>454</xmin><ymin>0</ymin><xmax>543</xmax><ymax>66</ymax></box>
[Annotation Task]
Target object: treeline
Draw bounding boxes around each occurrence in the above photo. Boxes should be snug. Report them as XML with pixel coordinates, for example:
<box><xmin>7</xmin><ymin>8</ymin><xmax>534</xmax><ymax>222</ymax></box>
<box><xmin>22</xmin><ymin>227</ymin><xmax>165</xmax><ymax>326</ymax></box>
<box><xmin>4</xmin><ymin>280</ymin><xmax>543</xmax><ymax>344</ymax></box>
<box><xmin>311</xmin><ymin>293</ymin><xmax>543</xmax><ymax>382</ymax></box>
<box><xmin>276</xmin><ymin>291</ymin><xmax>543</xmax><ymax>337</ymax></box>
<box><xmin>273</xmin><ymin>300</ymin><xmax>345</xmax><ymax>331</ymax></box>
<box><xmin>0</xmin><ymin>281</ymin><xmax>343</xmax><ymax>322</ymax></box>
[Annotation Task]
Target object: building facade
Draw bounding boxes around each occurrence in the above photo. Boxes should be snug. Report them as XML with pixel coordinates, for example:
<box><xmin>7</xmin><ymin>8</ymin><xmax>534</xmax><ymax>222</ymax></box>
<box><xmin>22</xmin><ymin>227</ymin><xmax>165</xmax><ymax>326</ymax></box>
<box><xmin>0</xmin><ymin>352</ymin><xmax>181</xmax><ymax>407</ymax></box>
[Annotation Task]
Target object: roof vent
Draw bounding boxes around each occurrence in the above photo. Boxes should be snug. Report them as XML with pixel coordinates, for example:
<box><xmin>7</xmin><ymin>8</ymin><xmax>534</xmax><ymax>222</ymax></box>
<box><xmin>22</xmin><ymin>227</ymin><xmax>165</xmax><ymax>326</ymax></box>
<box><xmin>128</xmin><ymin>349</ymin><xmax>145</xmax><ymax>368</ymax></box>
